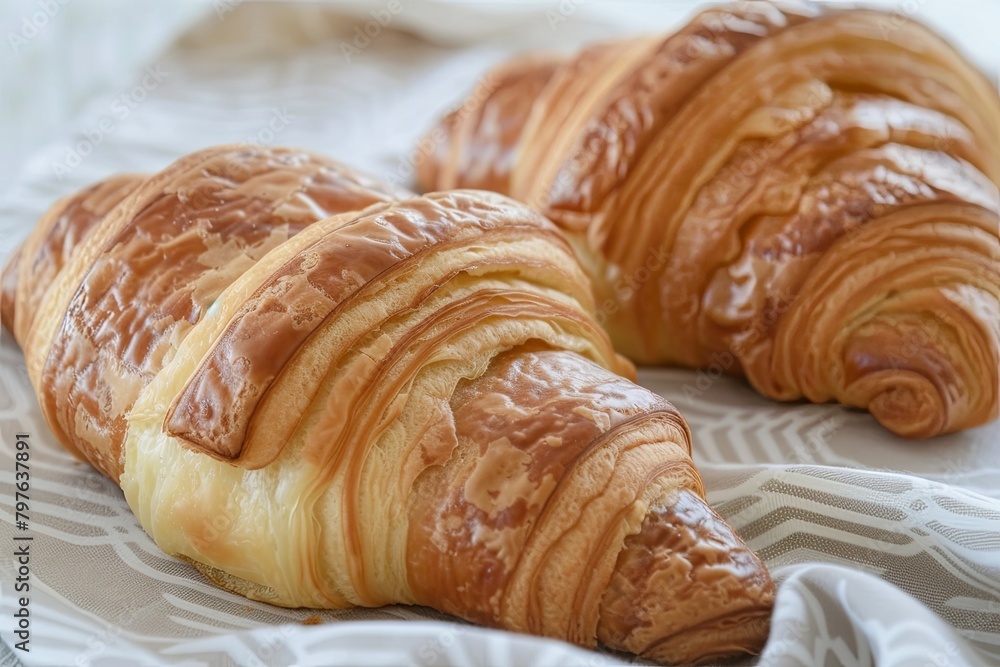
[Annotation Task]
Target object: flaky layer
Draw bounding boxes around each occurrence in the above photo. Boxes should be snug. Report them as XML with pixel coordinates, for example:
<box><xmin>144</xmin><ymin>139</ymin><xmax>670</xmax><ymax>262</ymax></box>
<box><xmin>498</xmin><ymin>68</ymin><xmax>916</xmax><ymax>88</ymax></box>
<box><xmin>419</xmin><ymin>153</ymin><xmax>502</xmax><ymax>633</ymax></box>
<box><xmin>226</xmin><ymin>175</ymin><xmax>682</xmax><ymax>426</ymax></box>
<box><xmin>3</xmin><ymin>145</ymin><xmax>774</xmax><ymax>664</ymax></box>
<box><xmin>419</xmin><ymin>2</ymin><xmax>1000</xmax><ymax>438</ymax></box>
<box><xmin>19</xmin><ymin>145</ymin><xmax>399</xmax><ymax>476</ymax></box>
<box><xmin>408</xmin><ymin>348</ymin><xmax>772</xmax><ymax>661</ymax></box>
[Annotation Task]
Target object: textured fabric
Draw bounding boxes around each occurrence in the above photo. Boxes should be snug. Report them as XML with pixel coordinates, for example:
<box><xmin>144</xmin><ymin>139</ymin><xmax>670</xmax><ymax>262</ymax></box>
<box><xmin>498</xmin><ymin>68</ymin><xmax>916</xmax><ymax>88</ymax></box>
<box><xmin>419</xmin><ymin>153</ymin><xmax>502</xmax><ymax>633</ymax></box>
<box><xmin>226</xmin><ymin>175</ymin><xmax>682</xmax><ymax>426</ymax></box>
<box><xmin>0</xmin><ymin>3</ymin><xmax>998</xmax><ymax>666</ymax></box>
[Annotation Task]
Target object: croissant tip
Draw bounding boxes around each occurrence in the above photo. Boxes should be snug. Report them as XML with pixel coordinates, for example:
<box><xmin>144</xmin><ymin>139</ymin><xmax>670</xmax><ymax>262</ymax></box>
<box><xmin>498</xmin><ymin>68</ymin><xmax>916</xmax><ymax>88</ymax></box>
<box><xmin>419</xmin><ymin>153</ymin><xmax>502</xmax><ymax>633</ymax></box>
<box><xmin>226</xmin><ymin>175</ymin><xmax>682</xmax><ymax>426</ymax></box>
<box><xmin>597</xmin><ymin>488</ymin><xmax>775</xmax><ymax>664</ymax></box>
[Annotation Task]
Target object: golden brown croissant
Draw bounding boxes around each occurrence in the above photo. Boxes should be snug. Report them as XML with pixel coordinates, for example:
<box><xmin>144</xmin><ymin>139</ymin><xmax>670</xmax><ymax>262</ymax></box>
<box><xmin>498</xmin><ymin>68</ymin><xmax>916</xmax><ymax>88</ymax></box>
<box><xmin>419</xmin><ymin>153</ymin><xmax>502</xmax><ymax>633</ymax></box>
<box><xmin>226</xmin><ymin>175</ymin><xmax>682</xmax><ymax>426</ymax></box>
<box><xmin>1</xmin><ymin>145</ymin><xmax>774</xmax><ymax>664</ymax></box>
<box><xmin>419</xmin><ymin>2</ymin><xmax>1000</xmax><ymax>439</ymax></box>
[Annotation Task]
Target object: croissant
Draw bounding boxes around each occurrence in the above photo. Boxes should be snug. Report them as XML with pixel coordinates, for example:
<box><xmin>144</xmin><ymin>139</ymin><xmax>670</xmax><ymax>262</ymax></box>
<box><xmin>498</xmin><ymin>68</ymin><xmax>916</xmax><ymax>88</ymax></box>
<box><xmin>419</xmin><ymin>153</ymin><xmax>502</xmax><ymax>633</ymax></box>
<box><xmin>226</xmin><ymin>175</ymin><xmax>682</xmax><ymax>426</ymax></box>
<box><xmin>1</xmin><ymin>145</ymin><xmax>774</xmax><ymax>664</ymax></box>
<box><xmin>418</xmin><ymin>2</ymin><xmax>1000</xmax><ymax>439</ymax></box>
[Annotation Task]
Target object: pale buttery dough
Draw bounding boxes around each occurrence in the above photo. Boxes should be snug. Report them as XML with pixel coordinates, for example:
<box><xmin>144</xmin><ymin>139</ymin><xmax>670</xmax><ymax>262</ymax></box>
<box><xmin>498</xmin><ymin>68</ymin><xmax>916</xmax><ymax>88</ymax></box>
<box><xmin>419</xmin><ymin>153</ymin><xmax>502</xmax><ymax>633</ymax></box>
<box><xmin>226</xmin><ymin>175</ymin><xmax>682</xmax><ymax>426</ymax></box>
<box><xmin>2</xmin><ymin>145</ymin><xmax>774</xmax><ymax>664</ymax></box>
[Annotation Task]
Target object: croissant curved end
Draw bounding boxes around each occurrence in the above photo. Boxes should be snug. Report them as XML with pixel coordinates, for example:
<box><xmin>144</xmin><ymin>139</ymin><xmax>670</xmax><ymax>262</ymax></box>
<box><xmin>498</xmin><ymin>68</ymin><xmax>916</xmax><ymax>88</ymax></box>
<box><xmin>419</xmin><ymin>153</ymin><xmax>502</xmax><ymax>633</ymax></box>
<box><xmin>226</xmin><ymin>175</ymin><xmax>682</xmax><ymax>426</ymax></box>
<box><xmin>417</xmin><ymin>2</ymin><xmax>1000</xmax><ymax>438</ymax></box>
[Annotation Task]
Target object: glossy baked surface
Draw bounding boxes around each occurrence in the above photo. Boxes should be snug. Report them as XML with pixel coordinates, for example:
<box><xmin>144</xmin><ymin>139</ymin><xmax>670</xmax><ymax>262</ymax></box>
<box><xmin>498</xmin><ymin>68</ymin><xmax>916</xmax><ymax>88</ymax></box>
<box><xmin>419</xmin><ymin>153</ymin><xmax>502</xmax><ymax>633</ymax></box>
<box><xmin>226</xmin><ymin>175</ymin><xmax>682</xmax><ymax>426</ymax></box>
<box><xmin>420</xmin><ymin>2</ymin><xmax>1000</xmax><ymax>438</ymax></box>
<box><xmin>2</xmin><ymin>145</ymin><xmax>774</xmax><ymax>664</ymax></box>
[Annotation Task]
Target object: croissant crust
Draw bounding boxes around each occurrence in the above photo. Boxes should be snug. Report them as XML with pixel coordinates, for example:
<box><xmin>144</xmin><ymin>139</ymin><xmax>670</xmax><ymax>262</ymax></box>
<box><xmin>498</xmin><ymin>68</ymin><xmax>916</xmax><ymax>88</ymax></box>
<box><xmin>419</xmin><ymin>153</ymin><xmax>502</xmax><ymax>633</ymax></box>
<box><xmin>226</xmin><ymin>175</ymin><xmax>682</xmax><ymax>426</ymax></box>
<box><xmin>419</xmin><ymin>2</ymin><xmax>1000</xmax><ymax>438</ymax></box>
<box><xmin>3</xmin><ymin>145</ymin><xmax>774</xmax><ymax>664</ymax></box>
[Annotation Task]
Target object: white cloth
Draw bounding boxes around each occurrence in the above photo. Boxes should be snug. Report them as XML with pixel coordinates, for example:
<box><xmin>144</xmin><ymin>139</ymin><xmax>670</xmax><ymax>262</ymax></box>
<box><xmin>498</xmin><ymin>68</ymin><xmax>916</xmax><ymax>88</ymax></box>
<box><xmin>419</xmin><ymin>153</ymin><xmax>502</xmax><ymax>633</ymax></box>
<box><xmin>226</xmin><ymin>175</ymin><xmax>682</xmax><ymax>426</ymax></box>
<box><xmin>0</xmin><ymin>3</ymin><xmax>998</xmax><ymax>666</ymax></box>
